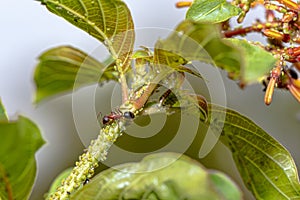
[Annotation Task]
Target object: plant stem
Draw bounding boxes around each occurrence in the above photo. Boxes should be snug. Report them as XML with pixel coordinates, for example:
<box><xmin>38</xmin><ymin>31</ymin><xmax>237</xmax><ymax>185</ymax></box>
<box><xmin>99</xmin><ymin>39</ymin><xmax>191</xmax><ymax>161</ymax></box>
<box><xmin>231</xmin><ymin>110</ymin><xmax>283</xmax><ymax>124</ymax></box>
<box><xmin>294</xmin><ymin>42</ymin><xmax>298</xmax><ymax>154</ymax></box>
<box><xmin>131</xmin><ymin>83</ymin><xmax>157</xmax><ymax>110</ymax></box>
<box><xmin>223</xmin><ymin>22</ymin><xmax>282</xmax><ymax>38</ymax></box>
<box><xmin>47</xmin><ymin>122</ymin><xmax>124</xmax><ymax>200</ymax></box>
<box><xmin>119</xmin><ymin>73</ymin><xmax>129</xmax><ymax>103</ymax></box>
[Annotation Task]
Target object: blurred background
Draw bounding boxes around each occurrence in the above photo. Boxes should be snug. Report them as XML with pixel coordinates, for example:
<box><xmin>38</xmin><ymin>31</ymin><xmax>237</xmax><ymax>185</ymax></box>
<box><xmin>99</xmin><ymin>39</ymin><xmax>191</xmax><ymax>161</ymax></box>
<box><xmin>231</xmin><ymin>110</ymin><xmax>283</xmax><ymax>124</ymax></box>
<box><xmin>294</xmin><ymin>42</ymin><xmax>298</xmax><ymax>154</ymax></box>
<box><xmin>0</xmin><ymin>0</ymin><xmax>300</xmax><ymax>199</ymax></box>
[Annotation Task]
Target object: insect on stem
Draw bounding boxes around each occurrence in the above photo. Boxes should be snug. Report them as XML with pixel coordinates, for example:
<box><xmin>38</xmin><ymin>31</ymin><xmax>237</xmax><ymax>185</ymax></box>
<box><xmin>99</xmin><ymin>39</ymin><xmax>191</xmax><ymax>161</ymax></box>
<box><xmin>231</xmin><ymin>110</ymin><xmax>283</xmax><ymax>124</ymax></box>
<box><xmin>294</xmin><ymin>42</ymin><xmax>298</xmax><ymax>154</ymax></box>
<box><xmin>102</xmin><ymin>110</ymin><xmax>135</xmax><ymax>126</ymax></box>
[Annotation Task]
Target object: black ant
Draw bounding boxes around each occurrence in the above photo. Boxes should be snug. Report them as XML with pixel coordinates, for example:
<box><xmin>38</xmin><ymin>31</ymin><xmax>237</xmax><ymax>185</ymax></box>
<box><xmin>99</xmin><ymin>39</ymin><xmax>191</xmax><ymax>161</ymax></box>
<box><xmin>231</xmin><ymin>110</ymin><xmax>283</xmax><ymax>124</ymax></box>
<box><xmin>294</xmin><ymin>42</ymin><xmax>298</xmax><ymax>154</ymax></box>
<box><xmin>101</xmin><ymin>110</ymin><xmax>135</xmax><ymax>125</ymax></box>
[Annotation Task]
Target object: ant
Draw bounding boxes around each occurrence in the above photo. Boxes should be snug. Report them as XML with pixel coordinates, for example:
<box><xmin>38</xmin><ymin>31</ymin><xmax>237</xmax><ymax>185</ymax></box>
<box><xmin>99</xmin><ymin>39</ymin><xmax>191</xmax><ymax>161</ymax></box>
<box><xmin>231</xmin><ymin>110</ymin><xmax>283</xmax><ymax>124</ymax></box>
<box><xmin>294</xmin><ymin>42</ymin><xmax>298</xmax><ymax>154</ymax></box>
<box><xmin>101</xmin><ymin>110</ymin><xmax>135</xmax><ymax>126</ymax></box>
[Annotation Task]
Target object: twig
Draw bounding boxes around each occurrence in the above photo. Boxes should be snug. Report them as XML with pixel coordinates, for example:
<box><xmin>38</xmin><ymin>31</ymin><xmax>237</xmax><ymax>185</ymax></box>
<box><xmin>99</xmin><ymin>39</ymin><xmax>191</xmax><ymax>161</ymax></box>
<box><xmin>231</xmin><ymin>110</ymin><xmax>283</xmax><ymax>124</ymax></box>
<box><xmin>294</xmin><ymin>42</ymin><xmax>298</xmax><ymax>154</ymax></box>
<box><xmin>47</xmin><ymin>121</ymin><xmax>124</xmax><ymax>199</ymax></box>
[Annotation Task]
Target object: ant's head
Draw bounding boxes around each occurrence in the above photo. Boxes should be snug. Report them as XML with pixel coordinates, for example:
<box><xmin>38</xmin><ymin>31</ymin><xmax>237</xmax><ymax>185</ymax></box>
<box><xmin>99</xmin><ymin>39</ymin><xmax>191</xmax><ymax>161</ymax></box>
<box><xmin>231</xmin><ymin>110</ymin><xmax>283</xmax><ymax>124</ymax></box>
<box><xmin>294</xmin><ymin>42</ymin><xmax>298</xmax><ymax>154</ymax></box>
<box><xmin>102</xmin><ymin>115</ymin><xmax>111</xmax><ymax>125</ymax></box>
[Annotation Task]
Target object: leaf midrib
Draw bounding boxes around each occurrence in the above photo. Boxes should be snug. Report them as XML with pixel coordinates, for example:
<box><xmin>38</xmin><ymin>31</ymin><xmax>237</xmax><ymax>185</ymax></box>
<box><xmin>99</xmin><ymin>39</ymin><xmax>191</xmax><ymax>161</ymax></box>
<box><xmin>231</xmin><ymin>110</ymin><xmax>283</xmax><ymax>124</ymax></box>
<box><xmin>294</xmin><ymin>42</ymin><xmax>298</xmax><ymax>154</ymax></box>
<box><xmin>201</xmin><ymin>1</ymin><xmax>221</xmax><ymax>19</ymax></box>
<box><xmin>46</xmin><ymin>0</ymin><xmax>118</xmax><ymax>58</ymax></box>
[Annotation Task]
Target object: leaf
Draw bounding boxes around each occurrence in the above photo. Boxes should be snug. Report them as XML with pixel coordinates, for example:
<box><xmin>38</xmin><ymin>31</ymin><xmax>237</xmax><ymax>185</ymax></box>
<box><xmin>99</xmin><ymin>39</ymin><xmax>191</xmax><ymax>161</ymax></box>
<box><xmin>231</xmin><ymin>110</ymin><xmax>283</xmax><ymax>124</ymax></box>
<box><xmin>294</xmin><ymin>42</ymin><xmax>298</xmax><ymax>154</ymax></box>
<box><xmin>224</xmin><ymin>38</ymin><xmax>277</xmax><ymax>86</ymax></box>
<box><xmin>132</xmin><ymin>48</ymin><xmax>153</xmax><ymax>61</ymax></box>
<box><xmin>209</xmin><ymin>172</ymin><xmax>242</xmax><ymax>200</ymax></box>
<box><xmin>186</xmin><ymin>0</ymin><xmax>241</xmax><ymax>23</ymax></box>
<box><xmin>34</xmin><ymin>46</ymin><xmax>117</xmax><ymax>103</ymax></box>
<box><xmin>39</xmin><ymin>0</ymin><xmax>135</xmax><ymax>71</ymax></box>
<box><xmin>0</xmin><ymin>99</ymin><xmax>8</xmax><ymax>121</ymax></box>
<box><xmin>71</xmin><ymin>153</ymin><xmax>242</xmax><ymax>200</ymax></box>
<box><xmin>153</xmin><ymin>46</ymin><xmax>202</xmax><ymax>79</ymax></box>
<box><xmin>0</xmin><ymin>116</ymin><xmax>45</xmax><ymax>200</ymax></box>
<box><xmin>154</xmin><ymin>20</ymin><xmax>242</xmax><ymax>80</ymax></box>
<box><xmin>208</xmin><ymin>105</ymin><xmax>300</xmax><ymax>199</ymax></box>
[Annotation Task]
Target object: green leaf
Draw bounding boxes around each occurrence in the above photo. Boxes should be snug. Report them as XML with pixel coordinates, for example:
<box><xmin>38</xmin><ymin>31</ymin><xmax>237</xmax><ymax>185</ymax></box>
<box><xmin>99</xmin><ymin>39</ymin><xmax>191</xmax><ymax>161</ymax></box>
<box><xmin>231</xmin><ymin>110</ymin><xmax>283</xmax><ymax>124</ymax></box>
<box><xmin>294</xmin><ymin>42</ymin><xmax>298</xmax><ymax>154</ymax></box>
<box><xmin>0</xmin><ymin>99</ymin><xmax>8</xmax><ymax>121</ymax></box>
<box><xmin>153</xmin><ymin>46</ymin><xmax>202</xmax><ymax>79</ymax></box>
<box><xmin>71</xmin><ymin>153</ymin><xmax>242</xmax><ymax>200</ymax></box>
<box><xmin>0</xmin><ymin>116</ymin><xmax>45</xmax><ymax>200</ymax></box>
<box><xmin>34</xmin><ymin>46</ymin><xmax>117</xmax><ymax>103</ymax></box>
<box><xmin>132</xmin><ymin>48</ymin><xmax>153</xmax><ymax>61</ymax></box>
<box><xmin>209</xmin><ymin>172</ymin><xmax>242</xmax><ymax>200</ymax></box>
<box><xmin>224</xmin><ymin>38</ymin><xmax>277</xmax><ymax>85</ymax></box>
<box><xmin>209</xmin><ymin>105</ymin><xmax>300</xmax><ymax>199</ymax></box>
<box><xmin>39</xmin><ymin>0</ymin><xmax>135</xmax><ymax>71</ymax></box>
<box><xmin>155</xmin><ymin>20</ymin><xmax>242</xmax><ymax>80</ymax></box>
<box><xmin>186</xmin><ymin>0</ymin><xmax>241</xmax><ymax>23</ymax></box>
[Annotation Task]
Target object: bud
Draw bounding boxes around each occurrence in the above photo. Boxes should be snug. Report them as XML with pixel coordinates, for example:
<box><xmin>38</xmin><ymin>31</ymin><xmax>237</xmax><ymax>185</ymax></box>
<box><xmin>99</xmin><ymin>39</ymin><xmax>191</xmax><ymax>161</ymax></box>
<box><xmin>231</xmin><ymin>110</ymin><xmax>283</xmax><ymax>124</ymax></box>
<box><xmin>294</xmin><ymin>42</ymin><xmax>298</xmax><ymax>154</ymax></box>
<box><xmin>263</xmin><ymin>29</ymin><xmax>284</xmax><ymax>40</ymax></box>
<box><xmin>288</xmin><ymin>84</ymin><xmax>300</xmax><ymax>103</ymax></box>
<box><xmin>277</xmin><ymin>0</ymin><xmax>299</xmax><ymax>11</ymax></box>
<box><xmin>176</xmin><ymin>1</ymin><xmax>192</xmax><ymax>8</ymax></box>
<box><xmin>264</xmin><ymin>78</ymin><xmax>276</xmax><ymax>105</ymax></box>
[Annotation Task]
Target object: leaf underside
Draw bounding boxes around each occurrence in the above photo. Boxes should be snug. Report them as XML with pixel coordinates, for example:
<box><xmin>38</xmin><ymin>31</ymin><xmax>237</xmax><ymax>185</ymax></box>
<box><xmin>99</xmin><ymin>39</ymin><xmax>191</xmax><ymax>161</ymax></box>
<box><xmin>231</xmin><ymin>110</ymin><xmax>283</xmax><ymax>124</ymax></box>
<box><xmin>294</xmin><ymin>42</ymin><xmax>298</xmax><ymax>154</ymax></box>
<box><xmin>40</xmin><ymin>0</ymin><xmax>135</xmax><ymax>72</ymax></box>
<box><xmin>208</xmin><ymin>104</ymin><xmax>300</xmax><ymax>200</ymax></box>
<box><xmin>34</xmin><ymin>46</ymin><xmax>117</xmax><ymax>103</ymax></box>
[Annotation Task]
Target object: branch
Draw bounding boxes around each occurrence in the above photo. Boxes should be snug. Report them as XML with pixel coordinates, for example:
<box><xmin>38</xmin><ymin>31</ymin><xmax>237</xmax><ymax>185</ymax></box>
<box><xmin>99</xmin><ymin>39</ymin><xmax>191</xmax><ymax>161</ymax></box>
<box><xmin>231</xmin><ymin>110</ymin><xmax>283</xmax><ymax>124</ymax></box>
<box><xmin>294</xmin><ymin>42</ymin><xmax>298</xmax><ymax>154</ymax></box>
<box><xmin>47</xmin><ymin>122</ymin><xmax>124</xmax><ymax>200</ymax></box>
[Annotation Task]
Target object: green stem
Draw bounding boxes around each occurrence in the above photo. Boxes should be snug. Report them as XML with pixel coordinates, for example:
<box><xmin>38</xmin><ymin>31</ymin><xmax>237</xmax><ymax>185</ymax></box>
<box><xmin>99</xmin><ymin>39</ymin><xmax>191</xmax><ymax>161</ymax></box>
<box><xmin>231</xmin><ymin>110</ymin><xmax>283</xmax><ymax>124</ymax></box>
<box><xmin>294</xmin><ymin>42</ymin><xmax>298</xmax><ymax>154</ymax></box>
<box><xmin>47</xmin><ymin>122</ymin><xmax>124</xmax><ymax>200</ymax></box>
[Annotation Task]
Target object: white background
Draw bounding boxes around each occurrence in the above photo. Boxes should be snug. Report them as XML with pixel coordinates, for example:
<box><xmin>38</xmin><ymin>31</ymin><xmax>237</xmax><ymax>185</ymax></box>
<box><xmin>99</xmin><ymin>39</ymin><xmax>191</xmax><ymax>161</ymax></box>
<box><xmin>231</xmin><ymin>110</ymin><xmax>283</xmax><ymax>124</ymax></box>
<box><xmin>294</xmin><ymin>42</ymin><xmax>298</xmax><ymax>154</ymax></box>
<box><xmin>0</xmin><ymin>0</ymin><xmax>300</xmax><ymax>199</ymax></box>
